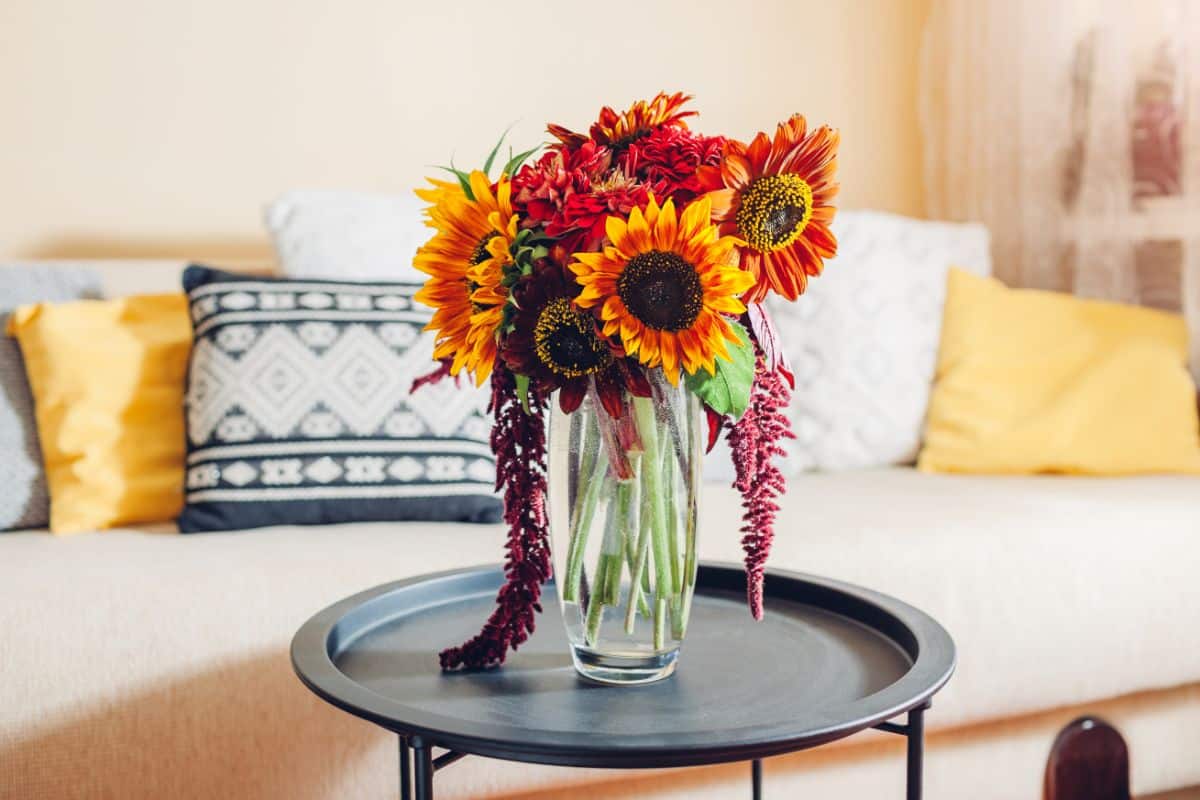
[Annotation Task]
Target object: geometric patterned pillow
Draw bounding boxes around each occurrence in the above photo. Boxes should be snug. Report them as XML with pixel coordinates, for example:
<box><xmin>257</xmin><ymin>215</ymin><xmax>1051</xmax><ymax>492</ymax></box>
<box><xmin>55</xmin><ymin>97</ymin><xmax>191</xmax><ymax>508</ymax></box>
<box><xmin>178</xmin><ymin>265</ymin><xmax>501</xmax><ymax>532</ymax></box>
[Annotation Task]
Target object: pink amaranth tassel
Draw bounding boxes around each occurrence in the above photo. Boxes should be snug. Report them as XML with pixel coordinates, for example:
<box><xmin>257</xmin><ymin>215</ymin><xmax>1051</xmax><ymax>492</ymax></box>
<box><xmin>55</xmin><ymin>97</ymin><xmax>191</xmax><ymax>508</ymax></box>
<box><xmin>439</xmin><ymin>369</ymin><xmax>552</xmax><ymax>670</ymax></box>
<box><xmin>727</xmin><ymin>353</ymin><xmax>794</xmax><ymax>620</ymax></box>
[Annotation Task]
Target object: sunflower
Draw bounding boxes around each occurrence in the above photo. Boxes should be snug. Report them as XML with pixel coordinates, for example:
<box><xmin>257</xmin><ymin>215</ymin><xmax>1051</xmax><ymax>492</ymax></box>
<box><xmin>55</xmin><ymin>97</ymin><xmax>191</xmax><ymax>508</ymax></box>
<box><xmin>570</xmin><ymin>195</ymin><xmax>754</xmax><ymax>385</ymax></box>
<box><xmin>548</xmin><ymin>92</ymin><xmax>698</xmax><ymax>150</ymax></box>
<box><xmin>502</xmin><ymin>266</ymin><xmax>649</xmax><ymax>416</ymax></box>
<box><xmin>698</xmin><ymin>114</ymin><xmax>839</xmax><ymax>302</ymax></box>
<box><xmin>413</xmin><ymin>171</ymin><xmax>518</xmax><ymax>386</ymax></box>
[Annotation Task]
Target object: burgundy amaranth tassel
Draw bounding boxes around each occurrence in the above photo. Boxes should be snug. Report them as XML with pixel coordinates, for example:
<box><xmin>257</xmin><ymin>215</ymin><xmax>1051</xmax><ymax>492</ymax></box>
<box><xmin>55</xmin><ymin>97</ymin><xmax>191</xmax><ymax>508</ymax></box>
<box><xmin>439</xmin><ymin>369</ymin><xmax>552</xmax><ymax>670</ymax></box>
<box><xmin>410</xmin><ymin>358</ymin><xmax>456</xmax><ymax>394</ymax></box>
<box><xmin>727</xmin><ymin>353</ymin><xmax>794</xmax><ymax>620</ymax></box>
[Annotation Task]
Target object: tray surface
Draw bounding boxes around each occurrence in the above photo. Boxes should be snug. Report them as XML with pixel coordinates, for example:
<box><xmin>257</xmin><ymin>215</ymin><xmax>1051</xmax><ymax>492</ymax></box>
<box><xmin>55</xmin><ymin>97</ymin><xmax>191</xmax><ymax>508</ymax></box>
<box><xmin>292</xmin><ymin>563</ymin><xmax>955</xmax><ymax>768</ymax></box>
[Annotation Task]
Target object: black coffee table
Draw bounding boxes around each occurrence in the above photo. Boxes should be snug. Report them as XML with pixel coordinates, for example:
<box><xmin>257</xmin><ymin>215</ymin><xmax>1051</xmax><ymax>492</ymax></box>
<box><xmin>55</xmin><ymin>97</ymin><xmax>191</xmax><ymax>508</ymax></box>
<box><xmin>292</xmin><ymin>562</ymin><xmax>955</xmax><ymax>799</ymax></box>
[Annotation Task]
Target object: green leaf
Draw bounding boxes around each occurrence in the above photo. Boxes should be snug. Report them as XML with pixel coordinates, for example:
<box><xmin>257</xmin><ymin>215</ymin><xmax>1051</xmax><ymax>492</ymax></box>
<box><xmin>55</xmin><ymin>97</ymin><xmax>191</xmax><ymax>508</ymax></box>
<box><xmin>684</xmin><ymin>322</ymin><xmax>755</xmax><ymax>419</ymax></box>
<box><xmin>434</xmin><ymin>163</ymin><xmax>474</xmax><ymax>200</ymax></box>
<box><xmin>503</xmin><ymin>145</ymin><xmax>541</xmax><ymax>176</ymax></box>
<box><xmin>482</xmin><ymin>126</ymin><xmax>514</xmax><ymax>176</ymax></box>
<box><xmin>515</xmin><ymin>373</ymin><xmax>532</xmax><ymax>415</ymax></box>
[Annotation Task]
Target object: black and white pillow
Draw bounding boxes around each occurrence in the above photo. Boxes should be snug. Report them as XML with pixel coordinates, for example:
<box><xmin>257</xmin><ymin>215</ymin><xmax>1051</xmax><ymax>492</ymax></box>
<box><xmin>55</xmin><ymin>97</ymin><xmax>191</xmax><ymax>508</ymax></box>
<box><xmin>178</xmin><ymin>265</ymin><xmax>501</xmax><ymax>533</ymax></box>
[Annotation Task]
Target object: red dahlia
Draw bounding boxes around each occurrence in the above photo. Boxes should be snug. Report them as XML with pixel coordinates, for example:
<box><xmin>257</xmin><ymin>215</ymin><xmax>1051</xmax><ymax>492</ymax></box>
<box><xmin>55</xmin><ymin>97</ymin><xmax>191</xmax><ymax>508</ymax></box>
<box><xmin>554</xmin><ymin>172</ymin><xmax>650</xmax><ymax>252</ymax></box>
<box><xmin>512</xmin><ymin>142</ymin><xmax>652</xmax><ymax>253</ymax></box>
<box><xmin>622</xmin><ymin>126</ymin><xmax>725</xmax><ymax>205</ymax></box>
<box><xmin>511</xmin><ymin>142</ymin><xmax>611</xmax><ymax>230</ymax></box>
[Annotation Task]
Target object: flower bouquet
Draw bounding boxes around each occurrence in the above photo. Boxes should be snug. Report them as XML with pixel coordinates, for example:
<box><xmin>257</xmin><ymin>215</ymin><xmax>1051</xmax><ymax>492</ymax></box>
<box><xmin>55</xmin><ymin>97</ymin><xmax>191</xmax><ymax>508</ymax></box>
<box><xmin>412</xmin><ymin>92</ymin><xmax>838</xmax><ymax>683</ymax></box>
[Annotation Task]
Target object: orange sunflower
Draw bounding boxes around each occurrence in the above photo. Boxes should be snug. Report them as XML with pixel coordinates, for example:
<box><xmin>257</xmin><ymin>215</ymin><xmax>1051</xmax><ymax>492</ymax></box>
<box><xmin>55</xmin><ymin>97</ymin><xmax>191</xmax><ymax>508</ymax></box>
<box><xmin>414</xmin><ymin>171</ymin><xmax>518</xmax><ymax>386</ymax></box>
<box><xmin>570</xmin><ymin>195</ymin><xmax>754</xmax><ymax>385</ymax></box>
<box><xmin>698</xmin><ymin>114</ymin><xmax>839</xmax><ymax>302</ymax></box>
<box><xmin>548</xmin><ymin>91</ymin><xmax>697</xmax><ymax>150</ymax></box>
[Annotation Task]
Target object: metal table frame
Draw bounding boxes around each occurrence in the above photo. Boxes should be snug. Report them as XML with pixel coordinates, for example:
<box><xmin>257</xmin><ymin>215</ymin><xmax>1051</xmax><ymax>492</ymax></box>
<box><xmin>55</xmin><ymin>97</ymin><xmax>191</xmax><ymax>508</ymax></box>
<box><xmin>394</xmin><ymin>701</ymin><xmax>930</xmax><ymax>800</ymax></box>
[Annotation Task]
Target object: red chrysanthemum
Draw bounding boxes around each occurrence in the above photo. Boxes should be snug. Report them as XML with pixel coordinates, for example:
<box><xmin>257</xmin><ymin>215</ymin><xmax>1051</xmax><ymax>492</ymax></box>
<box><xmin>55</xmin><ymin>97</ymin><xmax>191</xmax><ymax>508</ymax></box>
<box><xmin>553</xmin><ymin>173</ymin><xmax>650</xmax><ymax>253</ymax></box>
<box><xmin>623</xmin><ymin>125</ymin><xmax>725</xmax><ymax>205</ymax></box>
<box><xmin>512</xmin><ymin>142</ymin><xmax>611</xmax><ymax>227</ymax></box>
<box><xmin>512</xmin><ymin>142</ymin><xmax>657</xmax><ymax>253</ymax></box>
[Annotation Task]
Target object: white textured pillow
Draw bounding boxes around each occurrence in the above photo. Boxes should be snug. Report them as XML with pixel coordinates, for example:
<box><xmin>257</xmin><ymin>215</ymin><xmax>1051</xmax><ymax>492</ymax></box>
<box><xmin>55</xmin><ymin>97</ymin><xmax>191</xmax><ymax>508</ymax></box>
<box><xmin>266</xmin><ymin>190</ymin><xmax>495</xmax><ymax>432</ymax></box>
<box><xmin>768</xmin><ymin>211</ymin><xmax>991</xmax><ymax>472</ymax></box>
<box><xmin>265</xmin><ymin>191</ymin><xmax>429</xmax><ymax>282</ymax></box>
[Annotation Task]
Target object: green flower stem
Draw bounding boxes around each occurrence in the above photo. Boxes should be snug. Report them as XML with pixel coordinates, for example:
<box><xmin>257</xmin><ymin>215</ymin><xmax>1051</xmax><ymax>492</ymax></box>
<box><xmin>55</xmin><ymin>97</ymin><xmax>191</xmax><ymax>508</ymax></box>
<box><xmin>621</xmin><ymin>481</ymin><xmax>651</xmax><ymax>623</ymax></box>
<box><xmin>675</xmin><ymin>582</ymin><xmax>694</xmax><ymax>640</ymax></box>
<box><xmin>624</xmin><ymin>475</ymin><xmax>655</xmax><ymax>634</ymax></box>
<box><xmin>586</xmin><ymin>474</ymin><xmax>633</xmax><ymax>643</ymax></box>
<box><xmin>676</xmin><ymin>503</ymin><xmax>698</xmax><ymax>639</ymax></box>
<box><xmin>563</xmin><ymin>428</ymin><xmax>604</xmax><ymax>604</ymax></box>
<box><xmin>646</xmin><ymin>367</ymin><xmax>690</xmax><ymax>487</ymax></box>
<box><xmin>670</xmin><ymin>594</ymin><xmax>684</xmax><ymax>640</ymax></box>
<box><xmin>584</xmin><ymin>553</ymin><xmax>611</xmax><ymax>646</ymax></box>
<box><xmin>601</xmin><ymin>486</ymin><xmax>626</xmax><ymax>606</ymax></box>
<box><xmin>567</xmin><ymin>411</ymin><xmax>584</xmax><ymax>507</ymax></box>
<box><xmin>663</xmin><ymin>442</ymin><xmax>682</xmax><ymax>597</ymax></box>
<box><xmin>634</xmin><ymin>396</ymin><xmax>677</xmax><ymax>644</ymax></box>
<box><xmin>572</xmin><ymin>412</ymin><xmax>599</xmax><ymax>509</ymax></box>
<box><xmin>654</xmin><ymin>597</ymin><xmax>668</xmax><ymax>650</ymax></box>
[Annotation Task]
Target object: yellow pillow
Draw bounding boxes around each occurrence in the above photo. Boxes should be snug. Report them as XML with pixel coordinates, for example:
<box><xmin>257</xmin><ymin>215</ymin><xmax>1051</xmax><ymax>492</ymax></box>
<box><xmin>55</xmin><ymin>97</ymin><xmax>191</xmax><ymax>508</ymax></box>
<box><xmin>8</xmin><ymin>294</ymin><xmax>191</xmax><ymax>533</ymax></box>
<box><xmin>919</xmin><ymin>269</ymin><xmax>1200</xmax><ymax>475</ymax></box>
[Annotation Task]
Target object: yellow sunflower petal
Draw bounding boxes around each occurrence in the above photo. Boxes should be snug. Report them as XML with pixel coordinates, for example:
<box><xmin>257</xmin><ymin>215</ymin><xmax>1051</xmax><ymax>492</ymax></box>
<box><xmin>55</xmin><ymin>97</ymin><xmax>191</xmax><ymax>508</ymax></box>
<box><xmin>469</xmin><ymin>171</ymin><xmax>495</xmax><ymax>208</ymax></box>
<box><xmin>601</xmin><ymin>295</ymin><xmax>625</xmax><ymax>321</ymax></box>
<box><xmin>605</xmin><ymin>215</ymin><xmax>629</xmax><ymax>250</ymax></box>
<box><xmin>643</xmin><ymin>194</ymin><xmax>662</xmax><ymax>228</ymax></box>
<box><xmin>706</xmin><ymin>295</ymin><xmax>747</xmax><ymax>315</ymax></box>
<box><xmin>679</xmin><ymin>195</ymin><xmax>712</xmax><ymax>241</ymax></box>
<box><xmin>660</xmin><ymin>334</ymin><xmax>679</xmax><ymax>378</ymax></box>
<box><xmin>620</xmin><ymin>313</ymin><xmax>640</xmax><ymax>347</ymax></box>
<box><xmin>497</xmin><ymin>178</ymin><xmax>512</xmax><ymax>217</ymax></box>
<box><xmin>626</xmin><ymin>205</ymin><xmax>652</xmax><ymax>253</ymax></box>
<box><xmin>653</xmin><ymin>198</ymin><xmax>678</xmax><ymax>251</ymax></box>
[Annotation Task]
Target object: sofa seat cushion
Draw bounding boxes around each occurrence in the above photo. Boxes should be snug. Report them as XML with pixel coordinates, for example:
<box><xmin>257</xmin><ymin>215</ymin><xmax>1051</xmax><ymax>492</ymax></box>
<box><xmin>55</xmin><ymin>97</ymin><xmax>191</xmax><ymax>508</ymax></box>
<box><xmin>2</xmin><ymin>469</ymin><xmax>1197</xmax><ymax>799</ymax></box>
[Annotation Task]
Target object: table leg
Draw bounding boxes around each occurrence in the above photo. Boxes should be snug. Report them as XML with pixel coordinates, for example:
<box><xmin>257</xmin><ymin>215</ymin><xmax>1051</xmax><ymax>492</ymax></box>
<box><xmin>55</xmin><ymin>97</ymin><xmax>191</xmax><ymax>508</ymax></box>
<box><xmin>412</xmin><ymin>736</ymin><xmax>434</xmax><ymax>800</ymax></box>
<box><xmin>906</xmin><ymin>706</ymin><xmax>925</xmax><ymax>800</ymax></box>
<box><xmin>399</xmin><ymin>737</ymin><xmax>412</xmax><ymax>800</ymax></box>
<box><xmin>751</xmin><ymin>758</ymin><xmax>762</xmax><ymax>799</ymax></box>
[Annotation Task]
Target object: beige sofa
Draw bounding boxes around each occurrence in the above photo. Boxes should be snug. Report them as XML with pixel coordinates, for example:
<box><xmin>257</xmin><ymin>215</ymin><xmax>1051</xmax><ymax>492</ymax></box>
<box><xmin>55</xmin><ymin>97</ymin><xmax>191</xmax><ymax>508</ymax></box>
<box><xmin>3</xmin><ymin>262</ymin><xmax>1199</xmax><ymax>799</ymax></box>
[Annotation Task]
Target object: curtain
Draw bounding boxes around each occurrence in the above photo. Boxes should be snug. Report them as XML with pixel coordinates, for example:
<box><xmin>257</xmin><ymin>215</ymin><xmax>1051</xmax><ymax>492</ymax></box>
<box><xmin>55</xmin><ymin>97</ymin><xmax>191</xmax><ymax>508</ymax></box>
<box><xmin>920</xmin><ymin>0</ymin><xmax>1200</xmax><ymax>376</ymax></box>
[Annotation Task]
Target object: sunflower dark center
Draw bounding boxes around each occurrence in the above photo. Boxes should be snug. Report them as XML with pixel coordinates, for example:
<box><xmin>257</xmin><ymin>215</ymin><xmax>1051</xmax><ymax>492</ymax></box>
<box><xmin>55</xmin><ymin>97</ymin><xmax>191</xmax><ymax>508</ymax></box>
<box><xmin>610</xmin><ymin>127</ymin><xmax>652</xmax><ymax>150</ymax></box>
<box><xmin>470</xmin><ymin>232</ymin><xmax>500</xmax><ymax>265</ymax></box>
<box><xmin>617</xmin><ymin>250</ymin><xmax>703</xmax><ymax>331</ymax></box>
<box><xmin>735</xmin><ymin>174</ymin><xmax>814</xmax><ymax>253</ymax></box>
<box><xmin>533</xmin><ymin>298</ymin><xmax>610</xmax><ymax>379</ymax></box>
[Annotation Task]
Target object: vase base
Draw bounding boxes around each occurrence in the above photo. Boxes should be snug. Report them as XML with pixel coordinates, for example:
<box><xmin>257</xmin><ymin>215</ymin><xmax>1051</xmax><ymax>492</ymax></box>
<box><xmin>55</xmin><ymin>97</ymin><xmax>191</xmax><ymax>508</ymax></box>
<box><xmin>570</xmin><ymin>645</ymin><xmax>679</xmax><ymax>685</ymax></box>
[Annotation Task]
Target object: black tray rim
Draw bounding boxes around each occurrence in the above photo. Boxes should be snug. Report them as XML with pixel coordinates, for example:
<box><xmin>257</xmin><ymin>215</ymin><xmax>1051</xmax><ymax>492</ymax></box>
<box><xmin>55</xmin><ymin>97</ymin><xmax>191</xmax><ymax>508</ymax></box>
<box><xmin>291</xmin><ymin>561</ymin><xmax>956</xmax><ymax>769</ymax></box>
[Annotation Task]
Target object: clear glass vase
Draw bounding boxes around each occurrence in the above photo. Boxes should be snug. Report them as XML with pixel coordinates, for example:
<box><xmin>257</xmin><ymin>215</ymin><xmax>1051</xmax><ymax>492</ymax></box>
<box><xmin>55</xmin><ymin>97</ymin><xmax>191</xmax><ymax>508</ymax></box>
<box><xmin>547</xmin><ymin>371</ymin><xmax>702</xmax><ymax>685</ymax></box>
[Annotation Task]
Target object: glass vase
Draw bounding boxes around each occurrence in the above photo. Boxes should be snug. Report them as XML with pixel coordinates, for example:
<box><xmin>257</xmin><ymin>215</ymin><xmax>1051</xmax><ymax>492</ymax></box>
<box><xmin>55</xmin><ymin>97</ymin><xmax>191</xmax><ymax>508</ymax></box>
<box><xmin>547</xmin><ymin>371</ymin><xmax>702</xmax><ymax>685</ymax></box>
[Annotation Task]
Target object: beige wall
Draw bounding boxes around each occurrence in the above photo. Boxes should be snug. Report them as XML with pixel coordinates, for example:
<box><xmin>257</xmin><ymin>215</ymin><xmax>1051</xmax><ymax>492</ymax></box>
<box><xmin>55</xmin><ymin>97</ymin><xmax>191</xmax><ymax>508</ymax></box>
<box><xmin>0</xmin><ymin>0</ymin><xmax>928</xmax><ymax>263</ymax></box>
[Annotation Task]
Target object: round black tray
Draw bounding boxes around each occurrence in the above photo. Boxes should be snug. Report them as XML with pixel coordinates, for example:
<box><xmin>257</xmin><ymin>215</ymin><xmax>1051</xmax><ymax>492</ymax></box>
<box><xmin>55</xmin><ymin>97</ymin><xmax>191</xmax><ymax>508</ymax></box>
<box><xmin>292</xmin><ymin>562</ymin><xmax>955</xmax><ymax>770</ymax></box>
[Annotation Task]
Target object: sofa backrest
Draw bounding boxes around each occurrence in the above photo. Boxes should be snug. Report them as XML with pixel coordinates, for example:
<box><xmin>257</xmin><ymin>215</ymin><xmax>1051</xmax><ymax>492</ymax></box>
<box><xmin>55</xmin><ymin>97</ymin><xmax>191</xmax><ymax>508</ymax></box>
<box><xmin>1</xmin><ymin>260</ymin><xmax>274</xmax><ymax>298</ymax></box>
